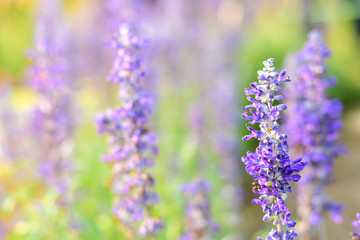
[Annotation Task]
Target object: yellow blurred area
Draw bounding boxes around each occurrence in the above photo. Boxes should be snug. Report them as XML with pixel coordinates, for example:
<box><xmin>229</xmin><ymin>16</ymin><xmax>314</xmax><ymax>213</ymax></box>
<box><xmin>0</xmin><ymin>0</ymin><xmax>35</xmax><ymax>79</ymax></box>
<box><xmin>96</xmin><ymin>214</ymin><xmax>112</xmax><ymax>231</ymax></box>
<box><xmin>64</xmin><ymin>0</ymin><xmax>94</xmax><ymax>13</ymax></box>
<box><xmin>76</xmin><ymin>86</ymin><xmax>104</xmax><ymax>113</ymax></box>
<box><xmin>0</xmin><ymin>0</ymin><xmax>89</xmax><ymax>10</ymax></box>
<box><xmin>11</xmin><ymin>87</ymin><xmax>37</xmax><ymax>110</ymax></box>
<box><xmin>13</xmin><ymin>221</ymin><xmax>29</xmax><ymax>236</ymax></box>
<box><xmin>0</xmin><ymin>161</ymin><xmax>13</xmax><ymax>180</ymax></box>
<box><xmin>0</xmin><ymin>0</ymin><xmax>35</xmax><ymax>9</ymax></box>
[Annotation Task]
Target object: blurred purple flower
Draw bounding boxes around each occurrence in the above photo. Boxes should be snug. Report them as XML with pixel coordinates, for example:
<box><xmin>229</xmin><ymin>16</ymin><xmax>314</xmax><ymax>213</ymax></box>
<box><xmin>179</xmin><ymin>177</ymin><xmax>219</xmax><ymax>240</ymax></box>
<box><xmin>283</xmin><ymin>30</ymin><xmax>345</xmax><ymax>237</ymax></box>
<box><xmin>95</xmin><ymin>24</ymin><xmax>163</xmax><ymax>237</ymax></box>
<box><xmin>28</xmin><ymin>3</ymin><xmax>74</xmax><ymax>197</ymax></box>
<box><xmin>241</xmin><ymin>58</ymin><xmax>306</xmax><ymax>239</ymax></box>
<box><xmin>352</xmin><ymin>213</ymin><xmax>360</xmax><ymax>240</ymax></box>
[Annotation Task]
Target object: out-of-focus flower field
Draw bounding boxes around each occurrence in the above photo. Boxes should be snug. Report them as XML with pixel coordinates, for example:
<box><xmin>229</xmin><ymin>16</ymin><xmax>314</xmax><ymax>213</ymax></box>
<box><xmin>1</xmin><ymin>0</ymin><xmax>360</xmax><ymax>239</ymax></box>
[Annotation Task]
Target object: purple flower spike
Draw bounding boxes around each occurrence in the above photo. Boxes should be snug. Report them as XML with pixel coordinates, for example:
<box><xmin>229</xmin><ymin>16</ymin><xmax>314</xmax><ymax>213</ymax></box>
<box><xmin>241</xmin><ymin>58</ymin><xmax>306</xmax><ymax>239</ymax></box>
<box><xmin>29</xmin><ymin>14</ymin><xmax>74</xmax><ymax>199</ymax></box>
<box><xmin>283</xmin><ymin>30</ymin><xmax>345</xmax><ymax>238</ymax></box>
<box><xmin>95</xmin><ymin>24</ymin><xmax>163</xmax><ymax>238</ymax></box>
<box><xmin>179</xmin><ymin>177</ymin><xmax>219</xmax><ymax>240</ymax></box>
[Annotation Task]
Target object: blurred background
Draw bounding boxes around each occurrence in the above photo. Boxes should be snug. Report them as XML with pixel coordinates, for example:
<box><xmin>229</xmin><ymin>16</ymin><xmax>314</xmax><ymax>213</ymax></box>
<box><xmin>0</xmin><ymin>0</ymin><xmax>360</xmax><ymax>239</ymax></box>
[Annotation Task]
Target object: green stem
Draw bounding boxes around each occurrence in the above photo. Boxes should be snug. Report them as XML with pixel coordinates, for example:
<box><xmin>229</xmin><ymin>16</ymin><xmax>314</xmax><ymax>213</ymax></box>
<box><xmin>320</xmin><ymin>220</ymin><xmax>327</xmax><ymax>240</ymax></box>
<box><xmin>277</xmin><ymin>221</ymin><xmax>284</xmax><ymax>237</ymax></box>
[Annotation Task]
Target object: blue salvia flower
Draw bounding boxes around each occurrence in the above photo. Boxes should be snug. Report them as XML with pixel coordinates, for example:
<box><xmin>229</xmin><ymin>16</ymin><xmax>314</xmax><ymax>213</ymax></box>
<box><xmin>241</xmin><ymin>58</ymin><xmax>307</xmax><ymax>240</ymax></box>
<box><xmin>29</xmin><ymin>17</ymin><xmax>74</xmax><ymax>197</ymax></box>
<box><xmin>352</xmin><ymin>213</ymin><xmax>360</xmax><ymax>240</ymax></box>
<box><xmin>95</xmin><ymin>24</ymin><xmax>163</xmax><ymax>238</ymax></box>
<box><xmin>179</xmin><ymin>177</ymin><xmax>219</xmax><ymax>240</ymax></box>
<box><xmin>283</xmin><ymin>30</ymin><xmax>345</xmax><ymax>237</ymax></box>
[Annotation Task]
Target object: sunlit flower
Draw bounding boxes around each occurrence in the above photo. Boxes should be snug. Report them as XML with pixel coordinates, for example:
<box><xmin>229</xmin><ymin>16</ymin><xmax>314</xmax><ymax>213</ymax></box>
<box><xmin>241</xmin><ymin>58</ymin><xmax>306</xmax><ymax>240</ymax></box>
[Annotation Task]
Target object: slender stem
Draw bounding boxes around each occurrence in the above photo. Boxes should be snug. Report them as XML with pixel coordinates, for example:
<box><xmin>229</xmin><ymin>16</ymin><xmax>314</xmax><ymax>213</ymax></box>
<box><xmin>320</xmin><ymin>220</ymin><xmax>327</xmax><ymax>240</ymax></box>
<box><xmin>277</xmin><ymin>220</ymin><xmax>284</xmax><ymax>237</ymax></box>
<box><xmin>116</xmin><ymin>221</ymin><xmax>135</xmax><ymax>240</ymax></box>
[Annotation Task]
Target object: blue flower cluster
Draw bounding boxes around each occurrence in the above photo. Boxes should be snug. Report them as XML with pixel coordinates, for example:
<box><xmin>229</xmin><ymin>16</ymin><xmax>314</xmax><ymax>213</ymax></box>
<box><xmin>241</xmin><ymin>58</ymin><xmax>307</xmax><ymax>239</ymax></box>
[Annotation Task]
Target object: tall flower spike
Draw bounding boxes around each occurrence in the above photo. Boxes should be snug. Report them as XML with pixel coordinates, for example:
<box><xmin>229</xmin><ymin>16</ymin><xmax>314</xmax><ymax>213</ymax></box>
<box><xmin>95</xmin><ymin>24</ymin><xmax>163</xmax><ymax>238</ymax></box>
<box><xmin>241</xmin><ymin>58</ymin><xmax>307</xmax><ymax>240</ymax></box>
<box><xmin>179</xmin><ymin>177</ymin><xmax>219</xmax><ymax>240</ymax></box>
<box><xmin>29</xmin><ymin>16</ymin><xmax>74</xmax><ymax>198</ymax></box>
<box><xmin>352</xmin><ymin>213</ymin><xmax>360</xmax><ymax>240</ymax></box>
<box><xmin>283</xmin><ymin>30</ymin><xmax>345</xmax><ymax>239</ymax></box>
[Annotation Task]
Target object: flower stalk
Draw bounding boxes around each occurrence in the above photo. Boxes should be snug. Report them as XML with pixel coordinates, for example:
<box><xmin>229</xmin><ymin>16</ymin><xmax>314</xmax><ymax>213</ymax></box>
<box><xmin>95</xmin><ymin>24</ymin><xmax>163</xmax><ymax>238</ymax></box>
<box><xmin>241</xmin><ymin>58</ymin><xmax>307</xmax><ymax>240</ymax></box>
<box><xmin>283</xmin><ymin>30</ymin><xmax>345</xmax><ymax>240</ymax></box>
<box><xmin>29</xmin><ymin>6</ymin><xmax>74</xmax><ymax>199</ymax></box>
